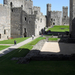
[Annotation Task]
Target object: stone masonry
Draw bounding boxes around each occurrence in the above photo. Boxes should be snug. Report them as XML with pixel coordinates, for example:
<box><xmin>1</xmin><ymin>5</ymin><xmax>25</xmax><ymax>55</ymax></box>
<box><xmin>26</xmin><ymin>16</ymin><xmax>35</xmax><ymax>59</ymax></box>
<box><xmin>0</xmin><ymin>0</ymin><xmax>46</xmax><ymax>40</ymax></box>
<box><xmin>46</xmin><ymin>4</ymin><xmax>69</xmax><ymax>27</ymax></box>
<box><xmin>69</xmin><ymin>0</ymin><xmax>75</xmax><ymax>38</ymax></box>
<box><xmin>0</xmin><ymin>0</ymin><xmax>70</xmax><ymax>40</ymax></box>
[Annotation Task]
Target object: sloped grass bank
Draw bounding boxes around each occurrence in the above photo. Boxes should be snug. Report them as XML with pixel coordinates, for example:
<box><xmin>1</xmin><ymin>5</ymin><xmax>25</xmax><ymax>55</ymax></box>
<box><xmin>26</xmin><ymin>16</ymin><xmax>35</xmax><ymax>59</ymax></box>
<box><xmin>0</xmin><ymin>37</ymin><xmax>75</xmax><ymax>75</ymax></box>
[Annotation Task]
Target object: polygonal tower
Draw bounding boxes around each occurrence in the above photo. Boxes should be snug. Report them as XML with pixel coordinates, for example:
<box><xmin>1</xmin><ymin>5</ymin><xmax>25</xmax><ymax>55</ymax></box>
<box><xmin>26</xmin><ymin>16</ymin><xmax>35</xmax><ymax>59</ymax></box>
<box><xmin>46</xmin><ymin>4</ymin><xmax>51</xmax><ymax>27</ymax></box>
<box><xmin>62</xmin><ymin>6</ymin><xmax>68</xmax><ymax>19</ymax></box>
<box><xmin>69</xmin><ymin>0</ymin><xmax>75</xmax><ymax>38</ymax></box>
<box><xmin>62</xmin><ymin>6</ymin><xmax>69</xmax><ymax>25</ymax></box>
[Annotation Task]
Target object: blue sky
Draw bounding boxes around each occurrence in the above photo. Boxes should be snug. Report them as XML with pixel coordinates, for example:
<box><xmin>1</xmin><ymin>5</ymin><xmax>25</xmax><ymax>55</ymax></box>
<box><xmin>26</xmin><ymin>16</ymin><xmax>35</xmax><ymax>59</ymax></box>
<box><xmin>0</xmin><ymin>0</ymin><xmax>70</xmax><ymax>16</ymax></box>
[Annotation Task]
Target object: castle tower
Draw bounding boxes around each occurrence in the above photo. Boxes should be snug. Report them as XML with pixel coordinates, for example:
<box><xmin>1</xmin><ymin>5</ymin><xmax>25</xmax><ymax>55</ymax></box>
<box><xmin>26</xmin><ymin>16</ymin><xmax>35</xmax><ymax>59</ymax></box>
<box><xmin>69</xmin><ymin>0</ymin><xmax>75</xmax><ymax>38</ymax></box>
<box><xmin>62</xmin><ymin>6</ymin><xmax>68</xmax><ymax>19</ymax></box>
<box><xmin>62</xmin><ymin>6</ymin><xmax>69</xmax><ymax>25</ymax></box>
<box><xmin>3</xmin><ymin>0</ymin><xmax>8</xmax><ymax>5</ymax></box>
<box><xmin>46</xmin><ymin>4</ymin><xmax>51</xmax><ymax>27</ymax></box>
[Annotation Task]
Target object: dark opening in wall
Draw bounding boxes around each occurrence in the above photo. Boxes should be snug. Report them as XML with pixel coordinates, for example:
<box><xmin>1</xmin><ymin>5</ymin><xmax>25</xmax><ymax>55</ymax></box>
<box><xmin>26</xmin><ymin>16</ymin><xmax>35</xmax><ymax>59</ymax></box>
<box><xmin>4</xmin><ymin>30</ymin><xmax>6</xmax><ymax>34</ymax></box>
<box><xmin>21</xmin><ymin>5</ymin><xmax>23</xmax><ymax>7</ymax></box>
<box><xmin>51</xmin><ymin>19</ymin><xmax>52</xmax><ymax>21</ymax></box>
<box><xmin>53</xmin><ymin>23</ymin><xmax>55</xmax><ymax>25</ymax></box>
<box><xmin>25</xmin><ymin>17</ymin><xmax>26</xmax><ymax>21</ymax></box>
<box><xmin>11</xmin><ymin>9</ymin><xmax>13</xmax><ymax>12</ymax></box>
<box><xmin>10</xmin><ymin>2</ymin><xmax>12</xmax><ymax>7</ymax></box>
<box><xmin>0</xmin><ymin>34</ymin><xmax>1</xmax><ymax>39</ymax></box>
<box><xmin>64</xmin><ymin>16</ymin><xmax>66</xmax><ymax>18</ymax></box>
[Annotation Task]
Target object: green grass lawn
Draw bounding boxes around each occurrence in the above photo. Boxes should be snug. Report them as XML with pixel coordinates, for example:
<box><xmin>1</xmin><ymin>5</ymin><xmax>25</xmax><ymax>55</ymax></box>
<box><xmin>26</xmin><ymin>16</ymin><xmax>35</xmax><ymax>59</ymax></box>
<box><xmin>48</xmin><ymin>38</ymin><xmax>60</xmax><ymax>41</ymax></box>
<box><xmin>47</xmin><ymin>25</ymin><xmax>69</xmax><ymax>32</ymax></box>
<box><xmin>0</xmin><ymin>37</ymin><xmax>30</xmax><ymax>44</ymax></box>
<box><xmin>0</xmin><ymin>36</ymin><xmax>75</xmax><ymax>75</ymax></box>
<box><xmin>0</xmin><ymin>46</ymin><xmax>10</xmax><ymax>51</ymax></box>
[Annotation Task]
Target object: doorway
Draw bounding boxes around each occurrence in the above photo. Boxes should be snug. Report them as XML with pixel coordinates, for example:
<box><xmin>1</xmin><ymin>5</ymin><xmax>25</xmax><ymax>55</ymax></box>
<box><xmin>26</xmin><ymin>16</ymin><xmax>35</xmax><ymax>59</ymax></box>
<box><xmin>0</xmin><ymin>34</ymin><xmax>1</xmax><ymax>39</ymax></box>
<box><xmin>24</xmin><ymin>28</ymin><xmax>27</xmax><ymax>37</ymax></box>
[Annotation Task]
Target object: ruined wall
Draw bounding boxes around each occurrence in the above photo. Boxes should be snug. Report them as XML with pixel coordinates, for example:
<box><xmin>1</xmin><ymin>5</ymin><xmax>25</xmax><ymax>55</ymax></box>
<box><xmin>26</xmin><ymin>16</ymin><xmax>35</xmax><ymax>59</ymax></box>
<box><xmin>51</xmin><ymin>11</ymin><xmax>62</xmax><ymax>25</ymax></box>
<box><xmin>0</xmin><ymin>4</ymin><xmax>11</xmax><ymax>40</ymax></box>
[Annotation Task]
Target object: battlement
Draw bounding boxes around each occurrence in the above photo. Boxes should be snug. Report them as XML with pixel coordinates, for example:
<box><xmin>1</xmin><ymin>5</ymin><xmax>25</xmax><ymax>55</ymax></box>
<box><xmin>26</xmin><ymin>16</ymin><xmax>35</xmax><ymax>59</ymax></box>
<box><xmin>51</xmin><ymin>11</ymin><xmax>62</xmax><ymax>13</ymax></box>
<box><xmin>25</xmin><ymin>0</ymin><xmax>32</xmax><ymax>1</ymax></box>
<box><xmin>63</xmin><ymin>6</ymin><xmax>68</xmax><ymax>9</ymax></box>
<box><xmin>47</xmin><ymin>4</ymin><xmax>51</xmax><ymax>7</ymax></box>
<box><xmin>33</xmin><ymin>6</ymin><xmax>40</xmax><ymax>12</ymax></box>
<box><xmin>33</xmin><ymin>6</ymin><xmax>40</xmax><ymax>9</ymax></box>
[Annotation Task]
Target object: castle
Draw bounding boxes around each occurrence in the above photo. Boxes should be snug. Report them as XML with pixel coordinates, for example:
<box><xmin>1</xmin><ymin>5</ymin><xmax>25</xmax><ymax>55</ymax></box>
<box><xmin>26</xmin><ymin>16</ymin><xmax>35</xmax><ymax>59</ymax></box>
<box><xmin>0</xmin><ymin>0</ymin><xmax>69</xmax><ymax>40</ymax></box>
<box><xmin>46</xmin><ymin>4</ymin><xmax>69</xmax><ymax>27</ymax></box>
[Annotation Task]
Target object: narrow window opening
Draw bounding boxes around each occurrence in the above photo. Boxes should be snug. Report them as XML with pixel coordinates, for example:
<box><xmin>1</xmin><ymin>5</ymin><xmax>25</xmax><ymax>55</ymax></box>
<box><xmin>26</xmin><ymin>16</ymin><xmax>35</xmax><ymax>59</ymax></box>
<box><xmin>10</xmin><ymin>2</ymin><xmax>12</xmax><ymax>7</ymax></box>
<box><xmin>4</xmin><ymin>30</ymin><xmax>6</xmax><ymax>34</ymax></box>
<box><xmin>25</xmin><ymin>17</ymin><xmax>26</xmax><ymax>21</ymax></box>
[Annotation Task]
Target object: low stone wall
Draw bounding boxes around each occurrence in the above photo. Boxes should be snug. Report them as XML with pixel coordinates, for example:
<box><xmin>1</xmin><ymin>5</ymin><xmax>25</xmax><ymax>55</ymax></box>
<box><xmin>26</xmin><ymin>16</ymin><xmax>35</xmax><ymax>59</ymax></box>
<box><xmin>17</xmin><ymin>39</ymin><xmax>46</xmax><ymax>64</ymax></box>
<box><xmin>31</xmin><ymin>54</ymin><xmax>75</xmax><ymax>61</ymax></box>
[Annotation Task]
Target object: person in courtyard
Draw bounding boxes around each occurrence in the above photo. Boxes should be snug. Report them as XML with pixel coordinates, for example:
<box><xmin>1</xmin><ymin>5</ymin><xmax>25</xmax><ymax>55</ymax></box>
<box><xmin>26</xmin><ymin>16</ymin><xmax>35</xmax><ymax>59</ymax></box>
<box><xmin>14</xmin><ymin>40</ymin><xmax>16</xmax><ymax>45</ymax></box>
<box><xmin>42</xmin><ymin>34</ymin><xmax>43</xmax><ymax>37</ymax></box>
<box><xmin>32</xmin><ymin>35</ymin><xmax>34</xmax><ymax>40</ymax></box>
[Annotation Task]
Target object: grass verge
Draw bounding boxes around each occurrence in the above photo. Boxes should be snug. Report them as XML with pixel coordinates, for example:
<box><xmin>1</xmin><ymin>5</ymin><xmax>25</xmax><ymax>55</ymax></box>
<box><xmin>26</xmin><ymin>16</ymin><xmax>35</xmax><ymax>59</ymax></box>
<box><xmin>0</xmin><ymin>46</ymin><xmax>10</xmax><ymax>51</ymax></box>
<box><xmin>48</xmin><ymin>38</ymin><xmax>60</xmax><ymax>41</ymax></box>
<box><xmin>0</xmin><ymin>37</ymin><xmax>30</xmax><ymax>44</ymax></box>
<box><xmin>47</xmin><ymin>25</ymin><xmax>69</xmax><ymax>32</ymax></box>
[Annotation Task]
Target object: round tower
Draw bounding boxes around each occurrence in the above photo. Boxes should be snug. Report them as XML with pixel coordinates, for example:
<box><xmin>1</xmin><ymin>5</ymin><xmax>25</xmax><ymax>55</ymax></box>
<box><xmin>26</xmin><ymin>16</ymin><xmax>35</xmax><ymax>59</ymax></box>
<box><xmin>47</xmin><ymin>4</ymin><xmax>51</xmax><ymax>12</ymax></box>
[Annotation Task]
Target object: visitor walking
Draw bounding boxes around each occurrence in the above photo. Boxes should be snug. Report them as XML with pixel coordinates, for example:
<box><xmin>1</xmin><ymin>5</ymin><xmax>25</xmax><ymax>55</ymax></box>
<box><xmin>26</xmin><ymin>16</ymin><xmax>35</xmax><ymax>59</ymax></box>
<box><xmin>14</xmin><ymin>40</ymin><xmax>16</xmax><ymax>45</ymax></box>
<box><xmin>32</xmin><ymin>35</ymin><xmax>34</xmax><ymax>40</ymax></box>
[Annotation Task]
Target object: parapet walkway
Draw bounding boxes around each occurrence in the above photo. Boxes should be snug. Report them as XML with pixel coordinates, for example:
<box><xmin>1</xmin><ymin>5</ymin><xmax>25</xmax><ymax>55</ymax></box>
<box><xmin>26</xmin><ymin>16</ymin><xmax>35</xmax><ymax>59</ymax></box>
<box><xmin>0</xmin><ymin>36</ymin><xmax>39</xmax><ymax>57</ymax></box>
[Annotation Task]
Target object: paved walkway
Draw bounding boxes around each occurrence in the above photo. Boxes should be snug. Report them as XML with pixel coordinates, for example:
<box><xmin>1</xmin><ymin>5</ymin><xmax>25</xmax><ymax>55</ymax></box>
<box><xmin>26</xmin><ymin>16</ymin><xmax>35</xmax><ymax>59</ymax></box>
<box><xmin>41</xmin><ymin>42</ymin><xmax>75</xmax><ymax>55</ymax></box>
<box><xmin>0</xmin><ymin>36</ymin><xmax>39</xmax><ymax>57</ymax></box>
<box><xmin>0</xmin><ymin>44</ymin><xmax>14</xmax><ymax>46</ymax></box>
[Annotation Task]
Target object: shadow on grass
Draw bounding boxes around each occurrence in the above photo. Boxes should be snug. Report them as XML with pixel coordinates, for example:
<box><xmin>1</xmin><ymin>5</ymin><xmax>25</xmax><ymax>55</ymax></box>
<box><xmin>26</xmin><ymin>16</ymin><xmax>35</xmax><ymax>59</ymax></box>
<box><xmin>0</xmin><ymin>48</ymin><xmax>30</xmax><ymax>64</ymax></box>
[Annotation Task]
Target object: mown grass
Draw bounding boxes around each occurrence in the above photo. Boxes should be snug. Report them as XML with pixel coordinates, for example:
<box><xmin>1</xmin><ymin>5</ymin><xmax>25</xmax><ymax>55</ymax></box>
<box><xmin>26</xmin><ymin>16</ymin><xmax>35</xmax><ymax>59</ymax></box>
<box><xmin>48</xmin><ymin>38</ymin><xmax>60</xmax><ymax>41</ymax></box>
<box><xmin>28</xmin><ymin>37</ymin><xmax>45</xmax><ymax>45</ymax></box>
<box><xmin>0</xmin><ymin>37</ymin><xmax>75</xmax><ymax>75</ymax></box>
<box><xmin>0</xmin><ymin>37</ymin><xmax>30</xmax><ymax>44</ymax></box>
<box><xmin>47</xmin><ymin>25</ymin><xmax>69</xmax><ymax>32</ymax></box>
<box><xmin>0</xmin><ymin>46</ymin><xmax>10</xmax><ymax>51</ymax></box>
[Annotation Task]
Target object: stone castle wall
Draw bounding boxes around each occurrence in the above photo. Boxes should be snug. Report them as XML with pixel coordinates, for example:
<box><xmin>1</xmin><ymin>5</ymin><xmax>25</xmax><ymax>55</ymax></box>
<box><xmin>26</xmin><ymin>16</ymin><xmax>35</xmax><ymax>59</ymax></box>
<box><xmin>0</xmin><ymin>4</ymin><xmax>11</xmax><ymax>40</ymax></box>
<box><xmin>4</xmin><ymin>0</ymin><xmax>33</xmax><ymax>14</ymax></box>
<box><xmin>51</xmin><ymin>11</ymin><xmax>62</xmax><ymax>25</ymax></box>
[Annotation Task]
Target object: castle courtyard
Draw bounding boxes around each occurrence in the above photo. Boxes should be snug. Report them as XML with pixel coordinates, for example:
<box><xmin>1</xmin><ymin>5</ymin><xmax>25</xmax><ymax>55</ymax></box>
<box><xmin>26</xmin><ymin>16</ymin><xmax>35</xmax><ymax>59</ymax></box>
<box><xmin>41</xmin><ymin>42</ymin><xmax>75</xmax><ymax>55</ymax></box>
